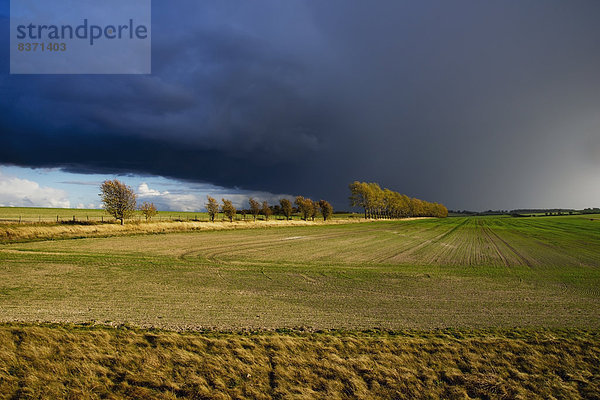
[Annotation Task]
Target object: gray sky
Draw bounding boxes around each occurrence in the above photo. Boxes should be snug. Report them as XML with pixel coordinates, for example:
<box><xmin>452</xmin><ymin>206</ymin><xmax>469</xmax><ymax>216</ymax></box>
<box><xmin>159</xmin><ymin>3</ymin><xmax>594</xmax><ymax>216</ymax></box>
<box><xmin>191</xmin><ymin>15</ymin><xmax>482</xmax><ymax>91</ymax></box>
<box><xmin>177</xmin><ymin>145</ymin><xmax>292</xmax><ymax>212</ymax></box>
<box><xmin>1</xmin><ymin>1</ymin><xmax>599</xmax><ymax>210</ymax></box>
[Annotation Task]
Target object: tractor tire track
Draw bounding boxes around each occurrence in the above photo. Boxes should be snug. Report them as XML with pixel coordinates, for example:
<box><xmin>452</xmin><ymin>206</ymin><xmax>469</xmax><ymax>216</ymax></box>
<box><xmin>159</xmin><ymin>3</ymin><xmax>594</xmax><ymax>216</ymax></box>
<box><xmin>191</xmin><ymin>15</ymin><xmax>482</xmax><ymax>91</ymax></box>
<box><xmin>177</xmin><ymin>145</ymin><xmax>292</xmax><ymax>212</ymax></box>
<box><xmin>479</xmin><ymin>221</ymin><xmax>510</xmax><ymax>267</ymax></box>
<box><xmin>485</xmin><ymin>225</ymin><xmax>535</xmax><ymax>267</ymax></box>
<box><xmin>178</xmin><ymin>230</ymin><xmax>352</xmax><ymax>265</ymax></box>
<box><xmin>388</xmin><ymin>218</ymin><xmax>469</xmax><ymax>262</ymax></box>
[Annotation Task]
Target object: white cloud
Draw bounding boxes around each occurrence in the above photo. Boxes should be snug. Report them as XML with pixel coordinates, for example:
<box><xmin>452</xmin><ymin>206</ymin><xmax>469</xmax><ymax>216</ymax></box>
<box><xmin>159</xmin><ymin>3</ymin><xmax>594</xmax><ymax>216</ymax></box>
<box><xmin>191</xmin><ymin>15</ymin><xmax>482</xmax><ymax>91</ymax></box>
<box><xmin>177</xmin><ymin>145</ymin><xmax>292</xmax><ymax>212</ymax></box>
<box><xmin>137</xmin><ymin>182</ymin><xmax>198</xmax><ymax>211</ymax></box>
<box><xmin>138</xmin><ymin>183</ymin><xmax>163</xmax><ymax>197</ymax></box>
<box><xmin>0</xmin><ymin>171</ymin><xmax>70</xmax><ymax>208</ymax></box>
<box><xmin>136</xmin><ymin>182</ymin><xmax>293</xmax><ymax>212</ymax></box>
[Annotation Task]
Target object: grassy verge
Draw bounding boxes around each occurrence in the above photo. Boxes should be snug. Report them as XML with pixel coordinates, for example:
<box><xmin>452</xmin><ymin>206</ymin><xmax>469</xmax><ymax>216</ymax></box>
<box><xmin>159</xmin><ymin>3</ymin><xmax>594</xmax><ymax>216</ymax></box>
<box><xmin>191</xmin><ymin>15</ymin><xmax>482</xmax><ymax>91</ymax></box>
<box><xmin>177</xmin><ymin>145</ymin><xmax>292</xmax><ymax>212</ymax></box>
<box><xmin>0</xmin><ymin>207</ymin><xmax>358</xmax><ymax>224</ymax></box>
<box><xmin>1</xmin><ymin>323</ymin><xmax>598</xmax><ymax>400</ymax></box>
<box><xmin>0</xmin><ymin>218</ymin><xmax>370</xmax><ymax>243</ymax></box>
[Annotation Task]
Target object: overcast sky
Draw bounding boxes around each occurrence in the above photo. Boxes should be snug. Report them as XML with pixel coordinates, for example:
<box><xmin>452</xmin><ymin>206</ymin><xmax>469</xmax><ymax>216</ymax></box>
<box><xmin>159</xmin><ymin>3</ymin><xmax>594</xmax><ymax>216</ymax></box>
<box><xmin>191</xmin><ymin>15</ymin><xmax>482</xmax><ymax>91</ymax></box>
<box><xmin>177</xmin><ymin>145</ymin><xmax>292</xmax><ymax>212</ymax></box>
<box><xmin>1</xmin><ymin>1</ymin><xmax>599</xmax><ymax>211</ymax></box>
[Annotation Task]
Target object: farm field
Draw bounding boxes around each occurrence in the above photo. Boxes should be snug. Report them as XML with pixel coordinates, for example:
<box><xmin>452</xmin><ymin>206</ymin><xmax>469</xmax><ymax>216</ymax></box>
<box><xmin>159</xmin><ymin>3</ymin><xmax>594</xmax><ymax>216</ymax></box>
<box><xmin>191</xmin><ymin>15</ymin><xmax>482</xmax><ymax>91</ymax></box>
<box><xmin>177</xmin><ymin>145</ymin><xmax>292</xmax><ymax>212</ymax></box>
<box><xmin>1</xmin><ymin>214</ymin><xmax>599</xmax><ymax>399</ymax></box>
<box><xmin>0</xmin><ymin>215</ymin><xmax>598</xmax><ymax>330</ymax></box>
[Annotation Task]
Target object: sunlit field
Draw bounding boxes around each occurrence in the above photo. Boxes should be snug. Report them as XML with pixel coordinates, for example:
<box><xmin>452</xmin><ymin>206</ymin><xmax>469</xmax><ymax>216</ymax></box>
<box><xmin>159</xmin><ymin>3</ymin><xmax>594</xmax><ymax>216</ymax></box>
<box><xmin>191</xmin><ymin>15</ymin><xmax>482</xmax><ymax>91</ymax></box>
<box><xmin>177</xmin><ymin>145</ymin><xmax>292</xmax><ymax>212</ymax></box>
<box><xmin>0</xmin><ymin>214</ymin><xmax>598</xmax><ymax>399</ymax></box>
<box><xmin>0</xmin><ymin>215</ymin><xmax>598</xmax><ymax>329</ymax></box>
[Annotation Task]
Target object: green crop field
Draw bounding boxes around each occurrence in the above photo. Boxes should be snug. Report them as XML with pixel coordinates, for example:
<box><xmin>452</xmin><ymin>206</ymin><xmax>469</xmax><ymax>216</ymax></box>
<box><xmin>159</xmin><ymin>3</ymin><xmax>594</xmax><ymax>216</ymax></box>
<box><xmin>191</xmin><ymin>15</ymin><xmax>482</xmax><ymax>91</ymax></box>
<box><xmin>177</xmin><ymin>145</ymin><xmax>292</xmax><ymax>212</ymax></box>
<box><xmin>1</xmin><ymin>214</ymin><xmax>599</xmax><ymax>399</ymax></box>
<box><xmin>0</xmin><ymin>214</ymin><xmax>598</xmax><ymax>329</ymax></box>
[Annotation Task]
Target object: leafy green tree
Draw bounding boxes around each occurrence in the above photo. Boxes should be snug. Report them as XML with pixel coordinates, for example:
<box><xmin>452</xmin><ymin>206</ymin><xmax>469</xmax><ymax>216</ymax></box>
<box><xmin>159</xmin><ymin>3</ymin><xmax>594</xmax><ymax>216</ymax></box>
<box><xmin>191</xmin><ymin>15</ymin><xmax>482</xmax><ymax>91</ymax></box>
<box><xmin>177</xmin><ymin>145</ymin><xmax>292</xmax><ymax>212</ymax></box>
<box><xmin>410</xmin><ymin>198</ymin><xmax>424</xmax><ymax>217</ymax></box>
<box><xmin>399</xmin><ymin>194</ymin><xmax>411</xmax><ymax>217</ymax></box>
<box><xmin>349</xmin><ymin>181</ymin><xmax>448</xmax><ymax>219</ymax></box>
<box><xmin>262</xmin><ymin>201</ymin><xmax>272</xmax><ymax>221</ymax></box>
<box><xmin>349</xmin><ymin>181</ymin><xmax>370</xmax><ymax>219</ymax></box>
<box><xmin>280</xmin><ymin>198</ymin><xmax>293</xmax><ymax>220</ymax></box>
<box><xmin>249</xmin><ymin>198</ymin><xmax>261</xmax><ymax>221</ymax></box>
<box><xmin>99</xmin><ymin>179</ymin><xmax>137</xmax><ymax>225</ymax></box>
<box><xmin>319</xmin><ymin>200</ymin><xmax>333</xmax><ymax>221</ymax></box>
<box><xmin>309</xmin><ymin>199</ymin><xmax>318</xmax><ymax>221</ymax></box>
<box><xmin>206</xmin><ymin>196</ymin><xmax>219</xmax><ymax>222</ymax></box>
<box><xmin>272</xmin><ymin>204</ymin><xmax>281</xmax><ymax>217</ymax></box>
<box><xmin>368</xmin><ymin>182</ymin><xmax>384</xmax><ymax>219</ymax></box>
<box><xmin>434</xmin><ymin>203</ymin><xmax>448</xmax><ymax>218</ymax></box>
<box><xmin>222</xmin><ymin>198</ymin><xmax>236</xmax><ymax>222</ymax></box>
<box><xmin>139</xmin><ymin>202</ymin><xmax>157</xmax><ymax>222</ymax></box>
<box><xmin>295</xmin><ymin>196</ymin><xmax>314</xmax><ymax>221</ymax></box>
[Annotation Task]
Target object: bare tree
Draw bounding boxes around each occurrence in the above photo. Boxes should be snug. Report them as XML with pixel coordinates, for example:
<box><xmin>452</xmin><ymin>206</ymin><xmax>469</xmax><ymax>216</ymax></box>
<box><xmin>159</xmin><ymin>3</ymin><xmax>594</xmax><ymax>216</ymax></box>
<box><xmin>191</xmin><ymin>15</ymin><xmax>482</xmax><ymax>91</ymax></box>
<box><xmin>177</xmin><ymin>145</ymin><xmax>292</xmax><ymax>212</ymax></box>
<box><xmin>280</xmin><ymin>198</ymin><xmax>293</xmax><ymax>220</ymax></box>
<box><xmin>206</xmin><ymin>196</ymin><xmax>219</xmax><ymax>222</ymax></box>
<box><xmin>99</xmin><ymin>179</ymin><xmax>137</xmax><ymax>225</ymax></box>
<box><xmin>222</xmin><ymin>198</ymin><xmax>236</xmax><ymax>222</ymax></box>
<box><xmin>139</xmin><ymin>202</ymin><xmax>158</xmax><ymax>222</ymax></box>
<box><xmin>262</xmin><ymin>201</ymin><xmax>272</xmax><ymax>221</ymax></box>
<box><xmin>249</xmin><ymin>197</ymin><xmax>261</xmax><ymax>221</ymax></box>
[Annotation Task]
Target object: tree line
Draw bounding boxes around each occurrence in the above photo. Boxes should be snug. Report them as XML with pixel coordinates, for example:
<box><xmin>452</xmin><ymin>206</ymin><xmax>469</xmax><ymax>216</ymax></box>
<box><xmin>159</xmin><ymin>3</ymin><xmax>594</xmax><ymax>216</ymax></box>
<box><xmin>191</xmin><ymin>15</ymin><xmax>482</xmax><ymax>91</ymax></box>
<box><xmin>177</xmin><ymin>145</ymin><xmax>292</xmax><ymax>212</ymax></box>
<box><xmin>99</xmin><ymin>179</ymin><xmax>333</xmax><ymax>224</ymax></box>
<box><xmin>349</xmin><ymin>181</ymin><xmax>448</xmax><ymax>219</ymax></box>
<box><xmin>205</xmin><ymin>196</ymin><xmax>334</xmax><ymax>222</ymax></box>
<box><xmin>99</xmin><ymin>179</ymin><xmax>447</xmax><ymax>224</ymax></box>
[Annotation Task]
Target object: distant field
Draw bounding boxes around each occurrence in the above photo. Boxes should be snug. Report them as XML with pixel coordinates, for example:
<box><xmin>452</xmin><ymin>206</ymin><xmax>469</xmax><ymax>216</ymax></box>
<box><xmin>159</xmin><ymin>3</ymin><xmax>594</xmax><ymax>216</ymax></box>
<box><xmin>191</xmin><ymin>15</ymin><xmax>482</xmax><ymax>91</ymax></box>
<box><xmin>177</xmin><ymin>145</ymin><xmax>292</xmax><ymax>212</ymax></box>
<box><xmin>0</xmin><ymin>206</ymin><xmax>356</xmax><ymax>223</ymax></box>
<box><xmin>0</xmin><ymin>214</ymin><xmax>598</xmax><ymax>330</ymax></box>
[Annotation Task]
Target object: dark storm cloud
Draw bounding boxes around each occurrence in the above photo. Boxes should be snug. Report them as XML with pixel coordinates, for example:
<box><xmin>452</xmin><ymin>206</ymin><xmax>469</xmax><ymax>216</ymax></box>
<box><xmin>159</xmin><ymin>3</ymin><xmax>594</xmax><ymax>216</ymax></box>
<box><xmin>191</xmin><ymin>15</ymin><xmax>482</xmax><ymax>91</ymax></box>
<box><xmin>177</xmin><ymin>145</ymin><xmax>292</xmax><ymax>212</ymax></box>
<box><xmin>1</xmin><ymin>1</ymin><xmax>600</xmax><ymax>209</ymax></box>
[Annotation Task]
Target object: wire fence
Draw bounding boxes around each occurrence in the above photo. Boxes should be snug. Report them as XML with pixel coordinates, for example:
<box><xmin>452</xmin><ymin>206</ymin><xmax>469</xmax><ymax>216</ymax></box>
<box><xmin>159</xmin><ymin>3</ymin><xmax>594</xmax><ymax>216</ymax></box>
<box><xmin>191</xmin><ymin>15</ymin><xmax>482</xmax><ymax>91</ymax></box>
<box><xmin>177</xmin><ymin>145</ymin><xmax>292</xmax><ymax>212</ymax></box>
<box><xmin>0</xmin><ymin>215</ymin><xmax>208</xmax><ymax>224</ymax></box>
<box><xmin>0</xmin><ymin>214</ymin><xmax>336</xmax><ymax>224</ymax></box>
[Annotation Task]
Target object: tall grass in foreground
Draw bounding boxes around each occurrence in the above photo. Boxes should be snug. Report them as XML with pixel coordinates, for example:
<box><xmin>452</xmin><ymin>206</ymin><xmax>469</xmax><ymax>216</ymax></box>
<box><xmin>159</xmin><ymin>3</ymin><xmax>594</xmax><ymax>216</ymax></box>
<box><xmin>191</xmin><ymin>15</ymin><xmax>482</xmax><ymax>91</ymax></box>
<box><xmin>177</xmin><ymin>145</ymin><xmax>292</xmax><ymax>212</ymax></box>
<box><xmin>0</xmin><ymin>324</ymin><xmax>598</xmax><ymax>399</ymax></box>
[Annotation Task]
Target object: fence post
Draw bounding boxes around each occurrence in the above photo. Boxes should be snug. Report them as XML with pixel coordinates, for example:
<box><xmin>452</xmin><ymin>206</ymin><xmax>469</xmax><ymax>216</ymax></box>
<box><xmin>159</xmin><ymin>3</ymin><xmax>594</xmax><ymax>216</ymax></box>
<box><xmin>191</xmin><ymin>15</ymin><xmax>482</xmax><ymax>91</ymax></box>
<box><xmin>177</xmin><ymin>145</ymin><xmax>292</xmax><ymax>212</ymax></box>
<box><xmin>73</xmin><ymin>216</ymin><xmax>76</xmax><ymax>222</ymax></box>
<box><xmin>57</xmin><ymin>215</ymin><xmax>59</xmax><ymax>223</ymax></box>
<box><xmin>19</xmin><ymin>216</ymin><xmax>21</xmax><ymax>224</ymax></box>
